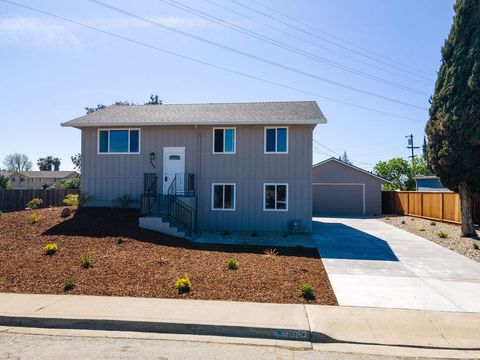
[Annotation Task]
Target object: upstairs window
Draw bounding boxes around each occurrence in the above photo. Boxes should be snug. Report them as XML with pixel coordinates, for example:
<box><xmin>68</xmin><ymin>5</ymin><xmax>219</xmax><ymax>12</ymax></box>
<box><xmin>265</xmin><ymin>127</ymin><xmax>288</xmax><ymax>153</ymax></box>
<box><xmin>98</xmin><ymin>129</ymin><xmax>140</xmax><ymax>154</ymax></box>
<box><xmin>264</xmin><ymin>184</ymin><xmax>288</xmax><ymax>211</ymax></box>
<box><xmin>212</xmin><ymin>183</ymin><xmax>236</xmax><ymax>210</ymax></box>
<box><xmin>213</xmin><ymin>128</ymin><xmax>235</xmax><ymax>154</ymax></box>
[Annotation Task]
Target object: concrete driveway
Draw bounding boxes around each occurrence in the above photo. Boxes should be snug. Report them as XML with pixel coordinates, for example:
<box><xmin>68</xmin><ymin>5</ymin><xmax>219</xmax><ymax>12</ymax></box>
<box><xmin>313</xmin><ymin>217</ymin><xmax>480</xmax><ymax>312</ymax></box>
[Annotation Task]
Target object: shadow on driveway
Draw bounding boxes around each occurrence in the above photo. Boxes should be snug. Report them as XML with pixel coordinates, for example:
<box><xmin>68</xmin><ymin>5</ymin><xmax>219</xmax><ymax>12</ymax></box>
<box><xmin>313</xmin><ymin>219</ymin><xmax>398</xmax><ymax>261</ymax></box>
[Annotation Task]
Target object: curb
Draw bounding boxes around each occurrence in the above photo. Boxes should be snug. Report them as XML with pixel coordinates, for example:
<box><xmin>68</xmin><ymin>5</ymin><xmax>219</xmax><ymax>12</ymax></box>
<box><xmin>0</xmin><ymin>315</ymin><xmax>311</xmax><ymax>342</ymax></box>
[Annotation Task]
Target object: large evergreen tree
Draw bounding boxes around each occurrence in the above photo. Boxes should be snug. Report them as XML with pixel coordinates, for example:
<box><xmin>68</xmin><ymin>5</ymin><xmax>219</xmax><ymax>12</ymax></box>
<box><xmin>426</xmin><ymin>0</ymin><xmax>480</xmax><ymax>236</ymax></box>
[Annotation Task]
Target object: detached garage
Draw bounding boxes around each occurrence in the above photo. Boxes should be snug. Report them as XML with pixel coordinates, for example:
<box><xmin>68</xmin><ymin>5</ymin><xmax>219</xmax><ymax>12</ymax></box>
<box><xmin>312</xmin><ymin>158</ymin><xmax>389</xmax><ymax>216</ymax></box>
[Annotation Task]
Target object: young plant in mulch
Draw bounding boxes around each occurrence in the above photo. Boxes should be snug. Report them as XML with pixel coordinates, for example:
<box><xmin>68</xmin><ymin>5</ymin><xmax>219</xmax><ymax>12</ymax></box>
<box><xmin>385</xmin><ymin>217</ymin><xmax>391</xmax><ymax>221</ymax></box>
<box><xmin>81</xmin><ymin>252</ymin><xmax>94</xmax><ymax>269</ymax></box>
<box><xmin>438</xmin><ymin>231</ymin><xmax>449</xmax><ymax>239</ymax></box>
<box><xmin>263</xmin><ymin>248</ymin><xmax>279</xmax><ymax>257</ymax></box>
<box><xmin>227</xmin><ymin>258</ymin><xmax>238</xmax><ymax>270</ymax></box>
<box><xmin>299</xmin><ymin>283</ymin><xmax>315</xmax><ymax>301</ymax></box>
<box><xmin>401</xmin><ymin>220</ymin><xmax>406</xmax><ymax>225</ymax></box>
<box><xmin>29</xmin><ymin>213</ymin><xmax>40</xmax><ymax>224</ymax></box>
<box><xmin>64</xmin><ymin>279</ymin><xmax>75</xmax><ymax>291</ymax></box>
<box><xmin>43</xmin><ymin>243</ymin><xmax>58</xmax><ymax>256</ymax></box>
<box><xmin>419</xmin><ymin>227</ymin><xmax>426</xmax><ymax>232</ymax></box>
<box><xmin>26</xmin><ymin>198</ymin><xmax>43</xmax><ymax>210</ymax></box>
<box><xmin>430</xmin><ymin>221</ymin><xmax>437</xmax><ymax>226</ymax></box>
<box><xmin>175</xmin><ymin>274</ymin><xmax>191</xmax><ymax>294</ymax></box>
<box><xmin>473</xmin><ymin>242</ymin><xmax>479</xmax><ymax>250</ymax></box>
<box><xmin>117</xmin><ymin>237</ymin><xmax>125</xmax><ymax>245</ymax></box>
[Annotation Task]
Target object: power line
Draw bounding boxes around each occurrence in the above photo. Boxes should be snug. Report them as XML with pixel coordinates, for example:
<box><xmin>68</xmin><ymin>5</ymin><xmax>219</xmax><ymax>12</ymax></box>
<box><xmin>248</xmin><ymin>0</ymin><xmax>432</xmax><ymax>77</ymax></box>
<box><xmin>87</xmin><ymin>0</ymin><xmax>428</xmax><ymax>111</ymax></box>
<box><xmin>155</xmin><ymin>0</ymin><xmax>429</xmax><ymax>96</ymax></box>
<box><xmin>231</xmin><ymin>0</ymin><xmax>434</xmax><ymax>82</ymax></box>
<box><xmin>205</xmin><ymin>0</ymin><xmax>431</xmax><ymax>85</ymax></box>
<box><xmin>0</xmin><ymin>0</ymin><xmax>424</xmax><ymax>124</ymax></box>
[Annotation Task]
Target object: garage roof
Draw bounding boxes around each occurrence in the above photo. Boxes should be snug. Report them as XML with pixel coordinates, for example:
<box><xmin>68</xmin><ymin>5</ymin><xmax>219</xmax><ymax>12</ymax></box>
<box><xmin>313</xmin><ymin>157</ymin><xmax>390</xmax><ymax>183</ymax></box>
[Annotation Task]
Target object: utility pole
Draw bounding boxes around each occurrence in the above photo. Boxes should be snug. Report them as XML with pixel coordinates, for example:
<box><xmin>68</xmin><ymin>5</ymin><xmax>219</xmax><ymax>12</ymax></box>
<box><xmin>406</xmin><ymin>134</ymin><xmax>420</xmax><ymax>176</ymax></box>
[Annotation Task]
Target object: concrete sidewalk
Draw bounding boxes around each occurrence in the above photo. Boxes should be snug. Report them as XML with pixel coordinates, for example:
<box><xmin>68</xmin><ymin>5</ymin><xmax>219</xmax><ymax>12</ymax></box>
<box><xmin>0</xmin><ymin>293</ymin><xmax>479</xmax><ymax>358</ymax></box>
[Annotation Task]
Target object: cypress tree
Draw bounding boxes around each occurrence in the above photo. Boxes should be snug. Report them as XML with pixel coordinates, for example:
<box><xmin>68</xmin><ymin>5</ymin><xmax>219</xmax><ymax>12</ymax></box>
<box><xmin>426</xmin><ymin>0</ymin><xmax>480</xmax><ymax>236</ymax></box>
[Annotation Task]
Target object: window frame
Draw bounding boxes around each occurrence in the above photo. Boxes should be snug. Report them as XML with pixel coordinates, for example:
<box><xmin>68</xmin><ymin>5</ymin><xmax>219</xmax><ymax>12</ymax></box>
<box><xmin>264</xmin><ymin>126</ymin><xmax>289</xmax><ymax>154</ymax></box>
<box><xmin>211</xmin><ymin>183</ymin><xmax>236</xmax><ymax>211</ymax></box>
<box><xmin>97</xmin><ymin>128</ymin><xmax>141</xmax><ymax>155</ymax></box>
<box><xmin>212</xmin><ymin>127</ymin><xmax>236</xmax><ymax>154</ymax></box>
<box><xmin>263</xmin><ymin>183</ymin><xmax>288</xmax><ymax>211</ymax></box>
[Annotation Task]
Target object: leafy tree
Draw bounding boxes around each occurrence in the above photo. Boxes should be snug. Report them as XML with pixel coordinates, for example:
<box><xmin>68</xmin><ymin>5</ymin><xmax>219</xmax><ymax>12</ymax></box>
<box><xmin>373</xmin><ymin>157</ymin><xmax>432</xmax><ymax>191</ymax></box>
<box><xmin>0</xmin><ymin>175</ymin><xmax>12</xmax><ymax>189</ymax></box>
<box><xmin>37</xmin><ymin>156</ymin><xmax>61</xmax><ymax>171</ymax></box>
<box><xmin>425</xmin><ymin>0</ymin><xmax>480</xmax><ymax>237</ymax></box>
<box><xmin>85</xmin><ymin>104</ymin><xmax>106</xmax><ymax>114</ymax></box>
<box><xmin>145</xmin><ymin>94</ymin><xmax>163</xmax><ymax>105</ymax></box>
<box><xmin>3</xmin><ymin>153</ymin><xmax>32</xmax><ymax>172</ymax></box>
<box><xmin>71</xmin><ymin>153</ymin><xmax>81</xmax><ymax>171</ymax></box>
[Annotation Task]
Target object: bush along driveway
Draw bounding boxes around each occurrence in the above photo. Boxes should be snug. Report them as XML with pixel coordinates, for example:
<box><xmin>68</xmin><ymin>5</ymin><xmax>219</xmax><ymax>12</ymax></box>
<box><xmin>312</xmin><ymin>217</ymin><xmax>480</xmax><ymax>312</ymax></box>
<box><xmin>0</xmin><ymin>207</ymin><xmax>337</xmax><ymax>305</ymax></box>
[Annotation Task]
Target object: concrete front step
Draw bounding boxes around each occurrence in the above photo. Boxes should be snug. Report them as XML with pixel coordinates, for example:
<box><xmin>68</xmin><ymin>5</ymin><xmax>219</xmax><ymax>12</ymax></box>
<box><xmin>139</xmin><ymin>217</ymin><xmax>188</xmax><ymax>239</ymax></box>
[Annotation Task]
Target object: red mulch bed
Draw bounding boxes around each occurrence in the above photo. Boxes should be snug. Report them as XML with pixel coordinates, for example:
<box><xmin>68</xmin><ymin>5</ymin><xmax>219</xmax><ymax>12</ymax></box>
<box><xmin>0</xmin><ymin>207</ymin><xmax>337</xmax><ymax>305</ymax></box>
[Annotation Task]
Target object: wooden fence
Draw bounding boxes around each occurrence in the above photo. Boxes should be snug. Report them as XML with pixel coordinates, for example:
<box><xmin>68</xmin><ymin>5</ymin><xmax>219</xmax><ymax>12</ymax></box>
<box><xmin>0</xmin><ymin>189</ymin><xmax>80</xmax><ymax>212</ymax></box>
<box><xmin>382</xmin><ymin>191</ymin><xmax>480</xmax><ymax>225</ymax></box>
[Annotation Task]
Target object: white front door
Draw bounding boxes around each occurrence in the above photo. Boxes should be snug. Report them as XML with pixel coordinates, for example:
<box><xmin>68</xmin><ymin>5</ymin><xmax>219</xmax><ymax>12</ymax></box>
<box><xmin>163</xmin><ymin>147</ymin><xmax>185</xmax><ymax>194</ymax></box>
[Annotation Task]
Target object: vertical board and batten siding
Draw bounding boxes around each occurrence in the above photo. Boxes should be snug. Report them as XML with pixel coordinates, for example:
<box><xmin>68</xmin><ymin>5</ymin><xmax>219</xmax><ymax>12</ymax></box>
<box><xmin>382</xmin><ymin>191</ymin><xmax>476</xmax><ymax>224</ymax></box>
<box><xmin>0</xmin><ymin>189</ymin><xmax>79</xmax><ymax>211</ymax></box>
<box><xmin>311</xmin><ymin>160</ymin><xmax>385</xmax><ymax>215</ymax></box>
<box><xmin>81</xmin><ymin>124</ymin><xmax>314</xmax><ymax>232</ymax></box>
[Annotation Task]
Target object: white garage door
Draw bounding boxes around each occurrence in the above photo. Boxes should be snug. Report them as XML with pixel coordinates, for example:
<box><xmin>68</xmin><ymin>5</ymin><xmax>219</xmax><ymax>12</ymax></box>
<box><xmin>313</xmin><ymin>183</ymin><xmax>365</xmax><ymax>216</ymax></box>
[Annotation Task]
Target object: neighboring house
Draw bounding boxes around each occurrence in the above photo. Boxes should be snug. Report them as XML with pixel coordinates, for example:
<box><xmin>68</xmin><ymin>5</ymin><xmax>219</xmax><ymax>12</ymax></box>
<box><xmin>312</xmin><ymin>158</ymin><xmax>390</xmax><ymax>216</ymax></box>
<box><xmin>61</xmin><ymin>101</ymin><xmax>327</xmax><ymax>236</ymax></box>
<box><xmin>414</xmin><ymin>176</ymin><xmax>449</xmax><ymax>192</ymax></box>
<box><xmin>0</xmin><ymin>171</ymin><xmax>11</xmax><ymax>178</ymax></box>
<box><xmin>8</xmin><ymin>171</ymin><xmax>78</xmax><ymax>189</ymax></box>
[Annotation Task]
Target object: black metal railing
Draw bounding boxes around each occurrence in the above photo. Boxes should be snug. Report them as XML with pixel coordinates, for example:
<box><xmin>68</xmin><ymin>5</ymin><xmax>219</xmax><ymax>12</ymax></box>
<box><xmin>168</xmin><ymin>173</ymin><xmax>195</xmax><ymax>196</ymax></box>
<box><xmin>144</xmin><ymin>173</ymin><xmax>157</xmax><ymax>197</ymax></box>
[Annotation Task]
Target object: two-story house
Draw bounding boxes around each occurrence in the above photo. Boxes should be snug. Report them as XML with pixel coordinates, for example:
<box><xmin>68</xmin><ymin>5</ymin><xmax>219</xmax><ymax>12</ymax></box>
<box><xmin>61</xmin><ymin>101</ymin><xmax>327</xmax><ymax>238</ymax></box>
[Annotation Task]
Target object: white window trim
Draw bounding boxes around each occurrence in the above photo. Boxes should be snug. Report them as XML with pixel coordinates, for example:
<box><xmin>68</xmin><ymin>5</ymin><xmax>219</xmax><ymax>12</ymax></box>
<box><xmin>97</xmin><ymin>128</ymin><xmax>141</xmax><ymax>155</ymax></box>
<box><xmin>263</xmin><ymin>183</ymin><xmax>288</xmax><ymax>211</ymax></box>
<box><xmin>264</xmin><ymin>126</ymin><xmax>289</xmax><ymax>154</ymax></box>
<box><xmin>212</xmin><ymin>127</ymin><xmax>236</xmax><ymax>154</ymax></box>
<box><xmin>211</xmin><ymin>183</ymin><xmax>236</xmax><ymax>211</ymax></box>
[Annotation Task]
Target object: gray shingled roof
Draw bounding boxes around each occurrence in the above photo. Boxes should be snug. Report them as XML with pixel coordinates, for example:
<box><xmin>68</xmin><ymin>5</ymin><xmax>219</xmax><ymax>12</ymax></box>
<box><xmin>14</xmin><ymin>171</ymin><xmax>77</xmax><ymax>179</ymax></box>
<box><xmin>61</xmin><ymin>101</ymin><xmax>327</xmax><ymax>128</ymax></box>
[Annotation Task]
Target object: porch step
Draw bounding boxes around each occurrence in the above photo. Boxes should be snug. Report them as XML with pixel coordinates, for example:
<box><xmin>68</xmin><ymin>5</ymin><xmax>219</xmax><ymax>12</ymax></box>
<box><xmin>139</xmin><ymin>217</ymin><xmax>189</xmax><ymax>239</ymax></box>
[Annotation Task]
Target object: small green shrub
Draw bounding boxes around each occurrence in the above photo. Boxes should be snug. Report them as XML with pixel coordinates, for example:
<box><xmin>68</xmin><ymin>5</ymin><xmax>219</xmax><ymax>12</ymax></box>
<box><xmin>227</xmin><ymin>258</ymin><xmax>238</xmax><ymax>270</ymax></box>
<box><xmin>27</xmin><ymin>198</ymin><xmax>43</xmax><ymax>209</ymax></box>
<box><xmin>222</xmin><ymin>230</ymin><xmax>229</xmax><ymax>236</ymax></box>
<box><xmin>115</xmin><ymin>194</ymin><xmax>133</xmax><ymax>209</ymax></box>
<box><xmin>175</xmin><ymin>273</ymin><xmax>191</xmax><ymax>293</ymax></box>
<box><xmin>64</xmin><ymin>278</ymin><xmax>75</xmax><ymax>291</ymax></box>
<box><xmin>43</xmin><ymin>243</ymin><xmax>58</xmax><ymax>255</ymax></box>
<box><xmin>410</xmin><ymin>218</ymin><xmax>415</xmax><ymax>221</ymax></box>
<box><xmin>30</xmin><ymin>213</ymin><xmax>40</xmax><ymax>224</ymax></box>
<box><xmin>401</xmin><ymin>220</ymin><xmax>406</xmax><ymax>225</ymax></box>
<box><xmin>117</xmin><ymin>237</ymin><xmax>125</xmax><ymax>245</ymax></box>
<box><xmin>299</xmin><ymin>283</ymin><xmax>315</xmax><ymax>300</ymax></box>
<box><xmin>473</xmin><ymin>242</ymin><xmax>479</xmax><ymax>250</ymax></box>
<box><xmin>430</xmin><ymin>221</ymin><xmax>437</xmax><ymax>226</ymax></box>
<box><xmin>251</xmin><ymin>231</ymin><xmax>258</xmax><ymax>237</ymax></box>
<box><xmin>59</xmin><ymin>175</ymin><xmax>80</xmax><ymax>190</ymax></box>
<box><xmin>63</xmin><ymin>193</ymin><xmax>87</xmax><ymax>209</ymax></box>
<box><xmin>385</xmin><ymin>217</ymin><xmax>390</xmax><ymax>220</ymax></box>
<box><xmin>419</xmin><ymin>227</ymin><xmax>426</xmax><ymax>232</ymax></box>
<box><xmin>438</xmin><ymin>231</ymin><xmax>448</xmax><ymax>239</ymax></box>
<box><xmin>81</xmin><ymin>252</ymin><xmax>94</xmax><ymax>269</ymax></box>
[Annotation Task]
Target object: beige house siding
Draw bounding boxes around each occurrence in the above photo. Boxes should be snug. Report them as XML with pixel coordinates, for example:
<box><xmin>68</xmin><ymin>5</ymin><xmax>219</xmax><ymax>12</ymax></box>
<box><xmin>81</xmin><ymin>124</ymin><xmax>314</xmax><ymax>232</ymax></box>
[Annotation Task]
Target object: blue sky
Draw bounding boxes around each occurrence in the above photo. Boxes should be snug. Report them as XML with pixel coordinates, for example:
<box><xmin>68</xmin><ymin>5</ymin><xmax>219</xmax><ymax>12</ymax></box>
<box><xmin>0</xmin><ymin>0</ymin><xmax>454</xmax><ymax>171</ymax></box>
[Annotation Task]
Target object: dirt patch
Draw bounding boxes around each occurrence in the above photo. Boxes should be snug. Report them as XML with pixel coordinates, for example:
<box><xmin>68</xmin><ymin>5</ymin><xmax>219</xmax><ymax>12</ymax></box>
<box><xmin>381</xmin><ymin>215</ymin><xmax>480</xmax><ymax>263</ymax></box>
<box><xmin>0</xmin><ymin>207</ymin><xmax>337</xmax><ymax>305</ymax></box>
